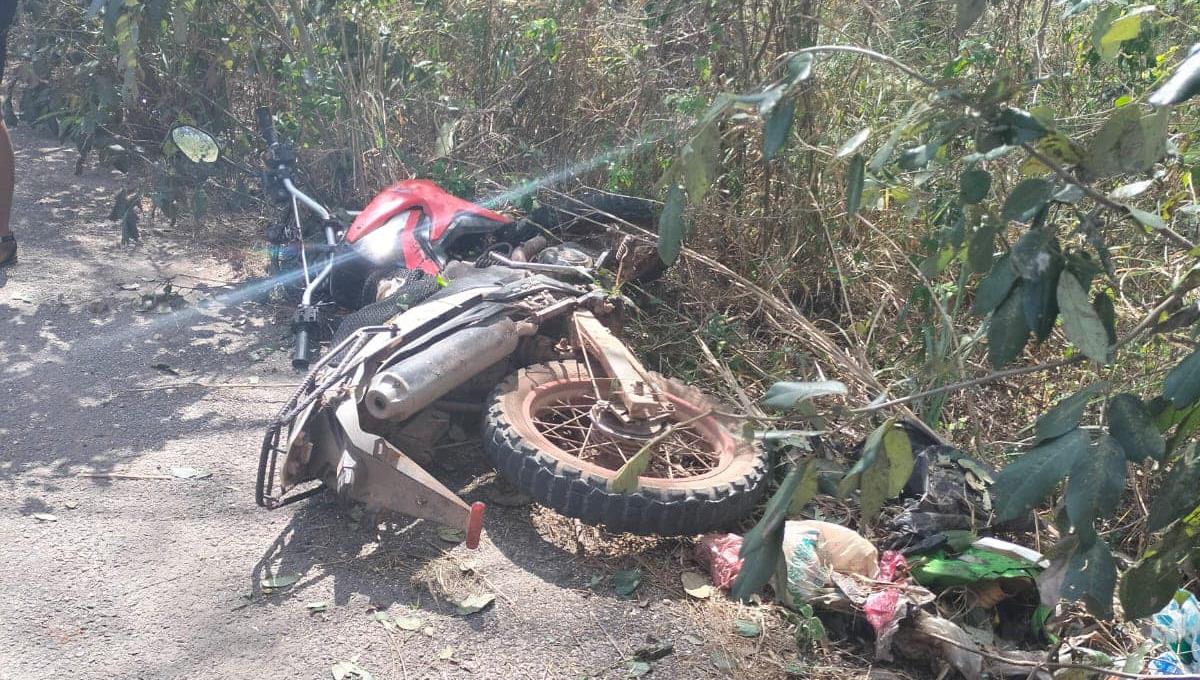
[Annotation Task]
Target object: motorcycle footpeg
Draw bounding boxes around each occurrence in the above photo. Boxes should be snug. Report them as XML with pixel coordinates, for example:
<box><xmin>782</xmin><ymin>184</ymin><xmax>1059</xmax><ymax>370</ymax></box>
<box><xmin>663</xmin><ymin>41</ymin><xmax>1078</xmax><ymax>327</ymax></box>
<box><xmin>291</xmin><ymin>305</ymin><xmax>322</xmax><ymax>370</ymax></box>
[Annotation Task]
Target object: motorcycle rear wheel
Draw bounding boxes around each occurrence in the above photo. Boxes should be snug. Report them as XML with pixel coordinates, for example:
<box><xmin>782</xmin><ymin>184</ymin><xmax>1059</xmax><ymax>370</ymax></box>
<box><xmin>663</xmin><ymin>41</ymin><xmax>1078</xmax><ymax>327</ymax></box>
<box><xmin>483</xmin><ymin>360</ymin><xmax>768</xmax><ymax>535</ymax></box>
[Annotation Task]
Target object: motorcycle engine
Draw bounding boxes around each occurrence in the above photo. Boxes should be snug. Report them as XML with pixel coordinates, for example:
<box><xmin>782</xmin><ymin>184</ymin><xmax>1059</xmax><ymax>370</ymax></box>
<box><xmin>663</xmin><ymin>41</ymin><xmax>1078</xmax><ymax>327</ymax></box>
<box><xmin>536</xmin><ymin>243</ymin><xmax>595</xmax><ymax>268</ymax></box>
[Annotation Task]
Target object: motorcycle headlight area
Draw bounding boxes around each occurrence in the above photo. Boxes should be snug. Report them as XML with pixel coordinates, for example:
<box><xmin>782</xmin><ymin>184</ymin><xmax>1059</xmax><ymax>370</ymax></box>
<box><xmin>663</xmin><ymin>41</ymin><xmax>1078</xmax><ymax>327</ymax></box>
<box><xmin>355</xmin><ymin>211</ymin><xmax>414</xmax><ymax>265</ymax></box>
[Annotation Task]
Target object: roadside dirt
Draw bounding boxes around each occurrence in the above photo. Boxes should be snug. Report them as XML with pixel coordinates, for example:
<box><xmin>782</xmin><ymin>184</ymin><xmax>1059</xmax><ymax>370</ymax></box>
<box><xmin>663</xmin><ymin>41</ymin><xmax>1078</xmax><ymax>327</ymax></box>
<box><xmin>0</xmin><ymin>128</ymin><xmax>799</xmax><ymax>679</ymax></box>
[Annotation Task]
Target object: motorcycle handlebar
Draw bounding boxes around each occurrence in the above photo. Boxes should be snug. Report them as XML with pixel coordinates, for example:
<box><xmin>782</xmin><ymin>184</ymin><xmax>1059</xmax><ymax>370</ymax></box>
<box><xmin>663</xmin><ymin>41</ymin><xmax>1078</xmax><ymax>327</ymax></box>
<box><xmin>255</xmin><ymin>106</ymin><xmax>277</xmax><ymax>147</ymax></box>
<box><xmin>292</xmin><ymin>327</ymin><xmax>313</xmax><ymax>370</ymax></box>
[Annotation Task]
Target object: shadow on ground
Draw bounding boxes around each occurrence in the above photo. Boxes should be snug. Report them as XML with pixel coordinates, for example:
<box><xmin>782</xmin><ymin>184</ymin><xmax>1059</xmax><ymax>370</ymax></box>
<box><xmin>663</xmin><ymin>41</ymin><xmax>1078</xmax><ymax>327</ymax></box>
<box><xmin>247</xmin><ymin>427</ymin><xmax>683</xmax><ymax>616</ymax></box>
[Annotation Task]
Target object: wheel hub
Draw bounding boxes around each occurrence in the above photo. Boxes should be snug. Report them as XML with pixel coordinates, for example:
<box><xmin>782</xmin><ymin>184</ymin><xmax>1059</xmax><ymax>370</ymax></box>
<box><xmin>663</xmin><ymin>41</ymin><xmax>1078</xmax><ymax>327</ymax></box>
<box><xmin>588</xmin><ymin>400</ymin><xmax>667</xmax><ymax>442</ymax></box>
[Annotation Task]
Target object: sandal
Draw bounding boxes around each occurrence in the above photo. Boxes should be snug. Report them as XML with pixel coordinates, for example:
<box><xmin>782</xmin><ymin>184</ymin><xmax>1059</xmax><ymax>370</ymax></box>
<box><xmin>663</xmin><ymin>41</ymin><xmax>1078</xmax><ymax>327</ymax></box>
<box><xmin>0</xmin><ymin>234</ymin><xmax>15</xmax><ymax>267</ymax></box>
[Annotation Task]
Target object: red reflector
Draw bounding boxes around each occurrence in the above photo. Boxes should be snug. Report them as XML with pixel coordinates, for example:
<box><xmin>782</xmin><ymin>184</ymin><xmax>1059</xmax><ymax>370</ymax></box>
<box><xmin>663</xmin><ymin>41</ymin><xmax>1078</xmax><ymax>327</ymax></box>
<box><xmin>465</xmin><ymin>502</ymin><xmax>486</xmax><ymax>549</ymax></box>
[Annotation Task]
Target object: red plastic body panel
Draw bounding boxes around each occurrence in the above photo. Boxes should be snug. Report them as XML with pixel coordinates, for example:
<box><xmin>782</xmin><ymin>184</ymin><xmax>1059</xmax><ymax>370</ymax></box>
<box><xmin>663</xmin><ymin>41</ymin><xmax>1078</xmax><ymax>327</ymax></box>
<box><xmin>346</xmin><ymin>179</ymin><xmax>512</xmax><ymax>274</ymax></box>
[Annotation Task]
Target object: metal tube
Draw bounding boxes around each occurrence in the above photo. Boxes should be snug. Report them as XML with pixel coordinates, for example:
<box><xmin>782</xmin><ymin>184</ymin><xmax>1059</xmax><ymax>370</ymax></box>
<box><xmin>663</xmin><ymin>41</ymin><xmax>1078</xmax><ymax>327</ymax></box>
<box><xmin>292</xmin><ymin>194</ymin><xmax>312</xmax><ymax>289</ymax></box>
<box><xmin>364</xmin><ymin>319</ymin><xmax>520</xmax><ymax>421</ymax></box>
<box><xmin>486</xmin><ymin>252</ymin><xmax>593</xmax><ymax>281</ymax></box>
<box><xmin>283</xmin><ymin>178</ymin><xmax>332</xmax><ymax>221</ymax></box>
<box><xmin>301</xmin><ymin>259</ymin><xmax>334</xmax><ymax>306</ymax></box>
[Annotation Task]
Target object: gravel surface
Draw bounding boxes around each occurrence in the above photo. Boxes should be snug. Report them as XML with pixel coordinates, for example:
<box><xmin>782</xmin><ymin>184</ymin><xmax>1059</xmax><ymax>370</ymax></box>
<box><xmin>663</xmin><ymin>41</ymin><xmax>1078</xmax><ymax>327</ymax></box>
<box><xmin>0</xmin><ymin>128</ymin><xmax>781</xmax><ymax>679</ymax></box>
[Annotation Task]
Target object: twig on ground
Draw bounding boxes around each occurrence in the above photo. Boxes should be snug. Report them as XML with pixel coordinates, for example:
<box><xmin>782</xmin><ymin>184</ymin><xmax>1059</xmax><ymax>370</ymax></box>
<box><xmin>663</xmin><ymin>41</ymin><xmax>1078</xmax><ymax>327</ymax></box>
<box><xmin>589</xmin><ymin>608</ymin><xmax>627</xmax><ymax>661</ymax></box>
<box><xmin>120</xmin><ymin>381</ymin><xmax>302</xmax><ymax>392</ymax></box>
<box><xmin>78</xmin><ymin>472</ymin><xmax>174</xmax><ymax>480</ymax></box>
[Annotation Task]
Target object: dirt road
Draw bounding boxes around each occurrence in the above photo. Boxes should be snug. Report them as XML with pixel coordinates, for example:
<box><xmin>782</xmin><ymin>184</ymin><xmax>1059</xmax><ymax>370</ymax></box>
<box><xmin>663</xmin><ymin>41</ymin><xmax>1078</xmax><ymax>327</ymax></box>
<box><xmin>0</xmin><ymin>128</ymin><xmax>783</xmax><ymax>679</ymax></box>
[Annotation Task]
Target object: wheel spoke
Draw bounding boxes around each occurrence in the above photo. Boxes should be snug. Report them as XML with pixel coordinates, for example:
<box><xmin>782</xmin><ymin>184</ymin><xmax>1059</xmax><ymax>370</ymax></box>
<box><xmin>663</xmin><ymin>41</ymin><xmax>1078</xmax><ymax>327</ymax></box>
<box><xmin>528</xmin><ymin>384</ymin><xmax>722</xmax><ymax>479</ymax></box>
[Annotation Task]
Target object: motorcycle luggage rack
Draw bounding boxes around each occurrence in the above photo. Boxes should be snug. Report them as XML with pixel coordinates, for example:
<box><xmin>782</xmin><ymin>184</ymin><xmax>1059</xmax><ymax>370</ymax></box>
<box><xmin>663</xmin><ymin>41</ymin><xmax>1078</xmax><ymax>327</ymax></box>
<box><xmin>256</xmin><ymin>325</ymin><xmax>399</xmax><ymax>509</ymax></box>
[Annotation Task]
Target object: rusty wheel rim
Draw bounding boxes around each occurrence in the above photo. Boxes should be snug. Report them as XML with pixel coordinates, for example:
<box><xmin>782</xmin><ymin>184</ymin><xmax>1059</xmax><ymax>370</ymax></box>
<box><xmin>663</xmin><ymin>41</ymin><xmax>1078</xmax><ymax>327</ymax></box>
<box><xmin>525</xmin><ymin>378</ymin><xmax>730</xmax><ymax>481</ymax></box>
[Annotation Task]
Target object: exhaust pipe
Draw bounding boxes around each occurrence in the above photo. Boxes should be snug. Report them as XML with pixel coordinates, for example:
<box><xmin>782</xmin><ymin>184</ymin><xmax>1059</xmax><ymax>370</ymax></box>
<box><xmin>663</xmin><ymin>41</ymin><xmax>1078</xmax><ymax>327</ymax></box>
<box><xmin>365</xmin><ymin>319</ymin><xmax>521</xmax><ymax>421</ymax></box>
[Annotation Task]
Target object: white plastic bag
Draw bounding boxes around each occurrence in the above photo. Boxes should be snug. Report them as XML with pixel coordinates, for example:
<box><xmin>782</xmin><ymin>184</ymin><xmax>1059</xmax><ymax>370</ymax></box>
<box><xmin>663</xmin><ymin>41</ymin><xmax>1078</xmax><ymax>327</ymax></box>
<box><xmin>1149</xmin><ymin>591</ymin><xmax>1200</xmax><ymax>674</ymax></box>
<box><xmin>774</xmin><ymin>520</ymin><xmax>879</xmax><ymax>608</ymax></box>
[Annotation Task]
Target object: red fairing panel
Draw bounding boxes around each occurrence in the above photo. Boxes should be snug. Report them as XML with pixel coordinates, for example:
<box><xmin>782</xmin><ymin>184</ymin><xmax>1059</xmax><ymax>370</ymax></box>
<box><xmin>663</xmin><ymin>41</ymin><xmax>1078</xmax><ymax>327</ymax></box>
<box><xmin>346</xmin><ymin>179</ymin><xmax>510</xmax><ymax>243</ymax></box>
<box><xmin>346</xmin><ymin>179</ymin><xmax>512</xmax><ymax>275</ymax></box>
<box><xmin>399</xmin><ymin>213</ymin><xmax>434</xmax><ymax>274</ymax></box>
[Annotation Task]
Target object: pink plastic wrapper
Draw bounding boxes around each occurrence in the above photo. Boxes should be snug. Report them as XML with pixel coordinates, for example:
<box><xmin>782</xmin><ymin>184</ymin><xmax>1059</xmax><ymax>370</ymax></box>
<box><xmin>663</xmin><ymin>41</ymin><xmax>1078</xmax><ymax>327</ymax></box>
<box><xmin>864</xmin><ymin>551</ymin><xmax>909</xmax><ymax>635</ymax></box>
<box><xmin>876</xmin><ymin>550</ymin><xmax>908</xmax><ymax>582</ymax></box>
<box><xmin>695</xmin><ymin>533</ymin><xmax>744</xmax><ymax>590</ymax></box>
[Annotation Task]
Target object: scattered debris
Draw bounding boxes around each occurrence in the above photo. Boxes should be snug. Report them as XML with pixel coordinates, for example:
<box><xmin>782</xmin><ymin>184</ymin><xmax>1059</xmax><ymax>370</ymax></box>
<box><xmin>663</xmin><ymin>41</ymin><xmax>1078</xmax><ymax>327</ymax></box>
<box><xmin>886</xmin><ymin>445</ymin><xmax>999</xmax><ymax>554</ymax></box>
<box><xmin>733</xmin><ymin>619</ymin><xmax>761</xmax><ymax>638</ymax></box>
<box><xmin>260</xmin><ymin>573</ymin><xmax>301</xmax><ymax>592</ymax></box>
<box><xmin>710</xmin><ymin>650</ymin><xmax>735</xmax><ymax>671</ymax></box>
<box><xmin>395</xmin><ymin>615</ymin><xmax>423</xmax><ymax>631</ymax></box>
<box><xmin>632</xmin><ymin>638</ymin><xmax>674</xmax><ymax>661</ymax></box>
<box><xmin>777</xmin><ymin>520</ymin><xmax>879</xmax><ymax>608</ymax></box>
<box><xmin>909</xmin><ymin>545</ymin><xmax>1041</xmax><ymax>590</ymax></box>
<box><xmin>31</xmin><ymin>513</ymin><xmax>58</xmax><ymax>522</ymax></box>
<box><xmin>305</xmin><ymin>601</ymin><xmax>328</xmax><ymax>613</ymax></box>
<box><xmin>680</xmin><ymin>571</ymin><xmax>715</xmax><ymax>599</ymax></box>
<box><xmin>372</xmin><ymin>611</ymin><xmax>395</xmax><ymax>631</ymax></box>
<box><xmin>169</xmin><ymin>467</ymin><xmax>212</xmax><ymax>480</ymax></box>
<box><xmin>453</xmin><ymin>593</ymin><xmax>495</xmax><ymax>615</ymax></box>
<box><xmin>135</xmin><ymin>285</ymin><xmax>187</xmax><ymax>314</ymax></box>
<box><xmin>892</xmin><ymin>610</ymin><xmax>1050</xmax><ymax>679</ymax></box>
<box><xmin>971</xmin><ymin>537</ymin><xmax>1048</xmax><ymax>567</ymax></box>
<box><xmin>695</xmin><ymin>533</ymin><xmax>743</xmax><ymax>589</ymax></box>
<box><xmin>862</xmin><ymin>551</ymin><xmax>914</xmax><ymax>657</ymax></box>
<box><xmin>150</xmin><ymin>362</ymin><xmax>181</xmax><ymax>376</ymax></box>
<box><xmin>78</xmin><ymin>471</ymin><xmax>173</xmax><ymax>481</ymax></box>
<box><xmin>63</xmin><ymin>500</ymin><xmax>79</xmax><ymax>509</ymax></box>
<box><xmin>436</xmin><ymin>526</ymin><xmax>466</xmax><ymax>543</ymax></box>
<box><xmin>330</xmin><ymin>658</ymin><xmax>373</xmax><ymax>680</ymax></box>
<box><xmin>613</xmin><ymin>568</ymin><xmax>642</xmax><ymax>597</ymax></box>
<box><xmin>436</xmin><ymin>646</ymin><xmax>455</xmax><ymax>660</ymax></box>
<box><xmin>626</xmin><ymin>660</ymin><xmax>652</xmax><ymax>677</ymax></box>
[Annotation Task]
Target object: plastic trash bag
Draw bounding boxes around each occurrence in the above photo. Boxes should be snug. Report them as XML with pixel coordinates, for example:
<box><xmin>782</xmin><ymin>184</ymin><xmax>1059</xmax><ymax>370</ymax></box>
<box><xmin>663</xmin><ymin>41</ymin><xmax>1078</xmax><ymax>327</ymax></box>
<box><xmin>864</xmin><ymin>551</ymin><xmax>908</xmax><ymax>634</ymax></box>
<box><xmin>775</xmin><ymin>520</ymin><xmax>879</xmax><ymax>608</ymax></box>
<box><xmin>695</xmin><ymin>533</ymin><xmax>744</xmax><ymax>590</ymax></box>
<box><xmin>1149</xmin><ymin>590</ymin><xmax>1200</xmax><ymax>674</ymax></box>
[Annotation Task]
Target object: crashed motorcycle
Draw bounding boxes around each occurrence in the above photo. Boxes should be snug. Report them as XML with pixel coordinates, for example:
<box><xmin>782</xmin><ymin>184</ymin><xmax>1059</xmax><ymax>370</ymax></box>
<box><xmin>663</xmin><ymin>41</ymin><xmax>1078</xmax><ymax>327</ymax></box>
<box><xmin>169</xmin><ymin>108</ymin><xmax>658</xmax><ymax>370</ymax></box>
<box><xmin>255</xmin><ymin>256</ymin><xmax>769</xmax><ymax>543</ymax></box>
<box><xmin>168</xmin><ymin>115</ymin><xmax>766</xmax><ymax>541</ymax></box>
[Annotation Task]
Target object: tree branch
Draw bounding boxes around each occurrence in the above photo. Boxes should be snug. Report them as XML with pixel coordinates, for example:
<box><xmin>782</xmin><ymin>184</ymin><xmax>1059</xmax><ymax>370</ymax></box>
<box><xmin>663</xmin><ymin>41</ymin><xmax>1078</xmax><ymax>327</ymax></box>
<box><xmin>781</xmin><ymin>45</ymin><xmax>937</xmax><ymax>87</ymax></box>
<box><xmin>778</xmin><ymin>44</ymin><xmax>1196</xmax><ymax>252</ymax></box>
<box><xmin>856</xmin><ymin>264</ymin><xmax>1198</xmax><ymax>413</ymax></box>
<box><xmin>1019</xmin><ymin>141</ymin><xmax>1197</xmax><ymax>251</ymax></box>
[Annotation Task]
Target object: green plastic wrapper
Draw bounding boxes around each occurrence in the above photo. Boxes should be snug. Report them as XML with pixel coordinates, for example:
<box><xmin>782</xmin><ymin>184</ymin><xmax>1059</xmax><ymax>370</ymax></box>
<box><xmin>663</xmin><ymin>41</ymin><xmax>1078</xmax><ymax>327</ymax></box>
<box><xmin>910</xmin><ymin>546</ymin><xmax>1041</xmax><ymax>589</ymax></box>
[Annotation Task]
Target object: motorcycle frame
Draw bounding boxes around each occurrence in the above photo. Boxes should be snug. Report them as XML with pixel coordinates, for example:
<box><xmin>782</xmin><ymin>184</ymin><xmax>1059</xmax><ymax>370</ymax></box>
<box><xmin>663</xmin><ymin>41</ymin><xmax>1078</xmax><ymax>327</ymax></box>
<box><xmin>259</xmin><ymin>276</ymin><xmax>672</xmax><ymax>549</ymax></box>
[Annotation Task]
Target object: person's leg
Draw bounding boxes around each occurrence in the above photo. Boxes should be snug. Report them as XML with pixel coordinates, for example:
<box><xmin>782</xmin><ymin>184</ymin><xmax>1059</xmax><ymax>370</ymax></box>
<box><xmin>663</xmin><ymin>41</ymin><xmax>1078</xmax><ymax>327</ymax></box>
<box><xmin>0</xmin><ymin>116</ymin><xmax>13</xmax><ymax>260</ymax></box>
<box><xmin>0</xmin><ymin>2</ymin><xmax>15</xmax><ymax>267</ymax></box>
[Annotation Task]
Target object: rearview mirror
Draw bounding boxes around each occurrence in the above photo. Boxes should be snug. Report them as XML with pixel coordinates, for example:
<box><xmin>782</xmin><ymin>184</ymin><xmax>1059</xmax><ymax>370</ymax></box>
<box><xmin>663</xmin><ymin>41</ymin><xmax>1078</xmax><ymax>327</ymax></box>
<box><xmin>169</xmin><ymin>125</ymin><xmax>219</xmax><ymax>164</ymax></box>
